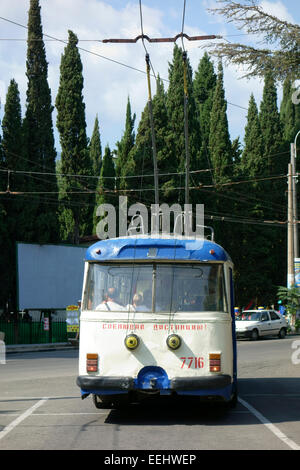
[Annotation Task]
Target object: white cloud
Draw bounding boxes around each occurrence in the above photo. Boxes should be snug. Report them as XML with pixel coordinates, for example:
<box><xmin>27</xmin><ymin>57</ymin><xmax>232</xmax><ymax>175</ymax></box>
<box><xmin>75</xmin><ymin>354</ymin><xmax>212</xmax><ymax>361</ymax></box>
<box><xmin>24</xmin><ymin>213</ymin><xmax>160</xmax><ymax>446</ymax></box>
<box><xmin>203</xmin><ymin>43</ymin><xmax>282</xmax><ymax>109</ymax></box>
<box><xmin>260</xmin><ymin>0</ymin><xmax>294</xmax><ymax>23</ymax></box>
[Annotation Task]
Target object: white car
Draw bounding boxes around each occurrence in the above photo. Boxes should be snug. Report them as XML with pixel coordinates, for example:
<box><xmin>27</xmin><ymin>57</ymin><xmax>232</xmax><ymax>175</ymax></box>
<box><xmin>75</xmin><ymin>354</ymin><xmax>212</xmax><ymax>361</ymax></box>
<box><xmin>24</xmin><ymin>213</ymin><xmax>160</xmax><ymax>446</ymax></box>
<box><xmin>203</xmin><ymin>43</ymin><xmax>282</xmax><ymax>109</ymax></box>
<box><xmin>235</xmin><ymin>309</ymin><xmax>288</xmax><ymax>340</ymax></box>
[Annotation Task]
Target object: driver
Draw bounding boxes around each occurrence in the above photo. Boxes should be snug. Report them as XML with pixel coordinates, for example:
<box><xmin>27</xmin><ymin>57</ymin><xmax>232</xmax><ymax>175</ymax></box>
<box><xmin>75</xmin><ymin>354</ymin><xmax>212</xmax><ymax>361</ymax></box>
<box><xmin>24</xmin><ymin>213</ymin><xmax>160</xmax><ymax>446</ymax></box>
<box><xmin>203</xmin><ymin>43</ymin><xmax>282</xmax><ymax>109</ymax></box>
<box><xmin>96</xmin><ymin>287</ymin><xmax>126</xmax><ymax>311</ymax></box>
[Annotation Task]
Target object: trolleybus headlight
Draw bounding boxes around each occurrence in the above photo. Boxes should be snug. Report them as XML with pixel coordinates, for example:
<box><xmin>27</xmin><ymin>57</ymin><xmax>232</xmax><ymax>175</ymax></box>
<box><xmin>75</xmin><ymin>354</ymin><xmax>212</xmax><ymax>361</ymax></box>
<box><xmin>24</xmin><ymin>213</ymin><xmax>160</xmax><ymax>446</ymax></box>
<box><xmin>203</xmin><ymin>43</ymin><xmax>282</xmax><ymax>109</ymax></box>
<box><xmin>124</xmin><ymin>334</ymin><xmax>140</xmax><ymax>350</ymax></box>
<box><xmin>166</xmin><ymin>334</ymin><xmax>181</xmax><ymax>350</ymax></box>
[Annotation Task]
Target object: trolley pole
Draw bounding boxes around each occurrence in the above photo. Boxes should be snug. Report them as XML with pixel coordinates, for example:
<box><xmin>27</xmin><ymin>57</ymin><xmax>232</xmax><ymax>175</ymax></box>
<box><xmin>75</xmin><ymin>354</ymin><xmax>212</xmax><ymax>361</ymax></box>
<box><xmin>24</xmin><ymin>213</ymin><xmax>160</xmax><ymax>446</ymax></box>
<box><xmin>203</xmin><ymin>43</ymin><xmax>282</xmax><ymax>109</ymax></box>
<box><xmin>287</xmin><ymin>163</ymin><xmax>295</xmax><ymax>287</ymax></box>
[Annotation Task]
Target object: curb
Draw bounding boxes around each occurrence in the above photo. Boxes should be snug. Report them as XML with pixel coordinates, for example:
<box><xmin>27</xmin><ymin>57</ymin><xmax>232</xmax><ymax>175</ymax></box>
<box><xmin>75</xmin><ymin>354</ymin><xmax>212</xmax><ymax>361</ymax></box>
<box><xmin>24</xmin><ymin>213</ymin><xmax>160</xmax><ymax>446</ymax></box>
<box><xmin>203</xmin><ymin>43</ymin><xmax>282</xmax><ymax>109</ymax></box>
<box><xmin>5</xmin><ymin>342</ymin><xmax>76</xmax><ymax>354</ymax></box>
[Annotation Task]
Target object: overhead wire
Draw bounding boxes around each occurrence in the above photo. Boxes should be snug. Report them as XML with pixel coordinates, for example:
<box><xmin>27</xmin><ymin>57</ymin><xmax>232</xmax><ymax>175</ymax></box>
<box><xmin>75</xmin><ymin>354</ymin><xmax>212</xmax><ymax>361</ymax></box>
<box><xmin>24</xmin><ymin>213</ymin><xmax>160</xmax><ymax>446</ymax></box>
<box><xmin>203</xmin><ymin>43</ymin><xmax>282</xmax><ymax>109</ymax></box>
<box><xmin>0</xmin><ymin>10</ymin><xmax>291</xmax><ymax>222</ymax></box>
<box><xmin>0</xmin><ymin>148</ymin><xmax>290</xmax><ymax>183</ymax></box>
<box><xmin>1</xmin><ymin>169</ymin><xmax>288</xmax><ymax>228</ymax></box>
<box><xmin>0</xmin><ymin>15</ymin><xmax>249</xmax><ymax>111</ymax></box>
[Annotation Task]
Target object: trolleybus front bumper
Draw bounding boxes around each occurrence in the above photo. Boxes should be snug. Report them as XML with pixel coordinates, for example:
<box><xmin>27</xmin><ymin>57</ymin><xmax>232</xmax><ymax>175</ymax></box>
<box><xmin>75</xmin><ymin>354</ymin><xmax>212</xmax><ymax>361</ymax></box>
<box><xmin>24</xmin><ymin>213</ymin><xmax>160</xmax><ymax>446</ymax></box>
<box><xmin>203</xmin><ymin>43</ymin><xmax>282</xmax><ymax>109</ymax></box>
<box><xmin>77</xmin><ymin>374</ymin><xmax>233</xmax><ymax>400</ymax></box>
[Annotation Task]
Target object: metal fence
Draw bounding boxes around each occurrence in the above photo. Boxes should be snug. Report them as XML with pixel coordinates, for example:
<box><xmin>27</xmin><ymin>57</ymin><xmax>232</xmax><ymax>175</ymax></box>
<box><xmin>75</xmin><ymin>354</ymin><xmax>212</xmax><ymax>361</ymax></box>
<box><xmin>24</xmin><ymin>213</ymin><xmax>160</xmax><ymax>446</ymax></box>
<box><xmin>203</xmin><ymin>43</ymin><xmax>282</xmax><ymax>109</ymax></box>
<box><xmin>0</xmin><ymin>318</ymin><xmax>68</xmax><ymax>345</ymax></box>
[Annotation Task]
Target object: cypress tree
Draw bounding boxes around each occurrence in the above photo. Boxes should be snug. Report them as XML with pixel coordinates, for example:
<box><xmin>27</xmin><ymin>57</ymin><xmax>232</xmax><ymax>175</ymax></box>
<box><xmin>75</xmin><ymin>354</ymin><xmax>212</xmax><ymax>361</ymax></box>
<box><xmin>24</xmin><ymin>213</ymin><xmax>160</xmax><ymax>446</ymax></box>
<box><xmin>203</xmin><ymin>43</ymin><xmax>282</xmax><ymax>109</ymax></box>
<box><xmin>236</xmin><ymin>94</ymin><xmax>274</xmax><ymax>305</ymax></box>
<box><xmin>93</xmin><ymin>145</ymin><xmax>116</xmax><ymax>234</ymax></box>
<box><xmin>0</xmin><ymin>115</ymin><xmax>9</xmax><ymax>309</ymax></box>
<box><xmin>23</xmin><ymin>0</ymin><xmax>58</xmax><ymax>243</ymax></box>
<box><xmin>208</xmin><ymin>62</ymin><xmax>232</xmax><ymax>185</ymax></box>
<box><xmin>258</xmin><ymin>71</ymin><xmax>286</xmax><ymax>299</ymax></box>
<box><xmin>166</xmin><ymin>45</ymin><xmax>201</xmax><ymax>205</ymax></box>
<box><xmin>56</xmin><ymin>30</ymin><xmax>91</xmax><ymax>243</ymax></box>
<box><xmin>241</xmin><ymin>94</ymin><xmax>264</xmax><ymax>177</ymax></box>
<box><xmin>207</xmin><ymin>61</ymin><xmax>234</xmax><ymax>254</ymax></box>
<box><xmin>193</xmin><ymin>52</ymin><xmax>217</xmax><ymax>176</ymax></box>
<box><xmin>2</xmin><ymin>80</ymin><xmax>24</xmax><ymax>186</ymax></box>
<box><xmin>280</xmin><ymin>77</ymin><xmax>299</xmax><ymax>144</ymax></box>
<box><xmin>115</xmin><ymin>97</ymin><xmax>135</xmax><ymax>190</ymax></box>
<box><xmin>259</xmin><ymin>71</ymin><xmax>285</xmax><ymax>178</ymax></box>
<box><xmin>89</xmin><ymin>115</ymin><xmax>102</xmax><ymax>177</ymax></box>
<box><xmin>88</xmin><ymin>115</ymin><xmax>102</xmax><ymax>233</ymax></box>
<box><xmin>1</xmin><ymin>80</ymin><xmax>25</xmax><ymax>310</ymax></box>
<box><xmin>122</xmin><ymin>76</ymin><xmax>171</xmax><ymax>209</ymax></box>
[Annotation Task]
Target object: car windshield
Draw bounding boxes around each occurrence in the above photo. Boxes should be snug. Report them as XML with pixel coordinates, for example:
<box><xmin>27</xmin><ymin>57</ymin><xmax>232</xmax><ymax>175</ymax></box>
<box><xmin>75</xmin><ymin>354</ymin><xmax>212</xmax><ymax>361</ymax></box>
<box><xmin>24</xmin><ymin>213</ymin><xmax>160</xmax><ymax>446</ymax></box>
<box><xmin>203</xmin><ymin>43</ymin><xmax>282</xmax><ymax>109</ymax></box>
<box><xmin>237</xmin><ymin>312</ymin><xmax>262</xmax><ymax>321</ymax></box>
<box><xmin>83</xmin><ymin>263</ymin><xmax>228</xmax><ymax>314</ymax></box>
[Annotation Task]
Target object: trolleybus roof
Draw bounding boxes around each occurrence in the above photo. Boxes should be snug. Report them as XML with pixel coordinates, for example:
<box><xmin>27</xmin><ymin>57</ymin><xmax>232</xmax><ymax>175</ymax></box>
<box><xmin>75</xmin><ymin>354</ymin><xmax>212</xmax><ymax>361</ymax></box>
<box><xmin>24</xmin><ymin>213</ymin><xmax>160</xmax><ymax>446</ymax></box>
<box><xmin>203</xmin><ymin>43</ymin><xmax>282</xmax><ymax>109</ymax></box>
<box><xmin>85</xmin><ymin>236</ymin><xmax>231</xmax><ymax>263</ymax></box>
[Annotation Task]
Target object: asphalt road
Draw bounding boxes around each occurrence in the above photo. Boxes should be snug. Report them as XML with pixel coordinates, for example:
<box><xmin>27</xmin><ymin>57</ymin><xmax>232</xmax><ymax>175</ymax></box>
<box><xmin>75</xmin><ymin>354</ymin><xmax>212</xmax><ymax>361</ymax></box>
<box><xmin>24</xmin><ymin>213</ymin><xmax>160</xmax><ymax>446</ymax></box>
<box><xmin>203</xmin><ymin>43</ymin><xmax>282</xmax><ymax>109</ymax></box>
<box><xmin>0</xmin><ymin>336</ymin><xmax>300</xmax><ymax>451</ymax></box>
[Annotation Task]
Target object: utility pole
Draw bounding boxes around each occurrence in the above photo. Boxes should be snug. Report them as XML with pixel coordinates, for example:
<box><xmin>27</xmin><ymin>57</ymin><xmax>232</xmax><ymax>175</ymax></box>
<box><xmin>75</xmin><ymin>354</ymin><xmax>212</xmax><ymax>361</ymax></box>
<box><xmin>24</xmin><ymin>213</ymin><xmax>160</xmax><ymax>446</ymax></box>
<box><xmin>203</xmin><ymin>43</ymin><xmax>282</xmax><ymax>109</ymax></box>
<box><xmin>291</xmin><ymin>143</ymin><xmax>298</xmax><ymax>259</ymax></box>
<box><xmin>287</xmin><ymin>163</ymin><xmax>295</xmax><ymax>287</ymax></box>
<box><xmin>292</xmin><ymin>131</ymin><xmax>299</xmax><ymax>258</ymax></box>
<box><xmin>183</xmin><ymin>51</ymin><xmax>190</xmax><ymax>207</ymax></box>
<box><xmin>145</xmin><ymin>54</ymin><xmax>159</xmax><ymax>206</ymax></box>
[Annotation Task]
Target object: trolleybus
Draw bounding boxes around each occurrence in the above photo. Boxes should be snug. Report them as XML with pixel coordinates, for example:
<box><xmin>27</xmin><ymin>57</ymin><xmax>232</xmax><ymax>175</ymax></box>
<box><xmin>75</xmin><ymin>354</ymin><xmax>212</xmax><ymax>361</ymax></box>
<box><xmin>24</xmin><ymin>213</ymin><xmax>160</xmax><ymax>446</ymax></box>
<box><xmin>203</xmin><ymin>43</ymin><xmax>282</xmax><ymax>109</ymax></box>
<box><xmin>76</xmin><ymin>235</ymin><xmax>237</xmax><ymax>408</ymax></box>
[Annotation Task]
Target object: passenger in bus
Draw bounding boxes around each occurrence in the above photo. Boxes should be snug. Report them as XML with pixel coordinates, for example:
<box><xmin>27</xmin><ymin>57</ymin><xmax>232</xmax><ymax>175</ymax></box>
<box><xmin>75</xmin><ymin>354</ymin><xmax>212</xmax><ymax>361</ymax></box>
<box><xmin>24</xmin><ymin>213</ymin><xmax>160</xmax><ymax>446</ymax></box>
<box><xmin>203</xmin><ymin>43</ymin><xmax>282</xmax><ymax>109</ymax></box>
<box><xmin>95</xmin><ymin>287</ymin><xmax>126</xmax><ymax>311</ymax></box>
<box><xmin>132</xmin><ymin>293</ymin><xmax>146</xmax><ymax>311</ymax></box>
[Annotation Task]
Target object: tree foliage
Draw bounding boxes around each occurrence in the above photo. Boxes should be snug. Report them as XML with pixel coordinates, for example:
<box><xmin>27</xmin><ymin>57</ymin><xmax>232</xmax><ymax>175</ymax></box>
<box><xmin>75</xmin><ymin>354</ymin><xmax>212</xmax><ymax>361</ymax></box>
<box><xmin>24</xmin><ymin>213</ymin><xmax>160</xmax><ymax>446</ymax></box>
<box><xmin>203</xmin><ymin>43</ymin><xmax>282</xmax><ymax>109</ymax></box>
<box><xmin>206</xmin><ymin>0</ymin><xmax>300</xmax><ymax>81</ymax></box>
<box><xmin>23</xmin><ymin>0</ymin><xmax>58</xmax><ymax>243</ymax></box>
<box><xmin>56</xmin><ymin>30</ymin><xmax>91</xmax><ymax>243</ymax></box>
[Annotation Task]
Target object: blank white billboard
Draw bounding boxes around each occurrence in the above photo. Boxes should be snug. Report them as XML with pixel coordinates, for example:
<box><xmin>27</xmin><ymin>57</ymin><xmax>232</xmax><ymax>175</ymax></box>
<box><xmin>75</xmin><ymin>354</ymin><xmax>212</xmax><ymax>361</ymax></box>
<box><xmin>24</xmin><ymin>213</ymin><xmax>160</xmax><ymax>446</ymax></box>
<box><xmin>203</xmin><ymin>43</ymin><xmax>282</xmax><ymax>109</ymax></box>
<box><xmin>17</xmin><ymin>243</ymin><xmax>87</xmax><ymax>310</ymax></box>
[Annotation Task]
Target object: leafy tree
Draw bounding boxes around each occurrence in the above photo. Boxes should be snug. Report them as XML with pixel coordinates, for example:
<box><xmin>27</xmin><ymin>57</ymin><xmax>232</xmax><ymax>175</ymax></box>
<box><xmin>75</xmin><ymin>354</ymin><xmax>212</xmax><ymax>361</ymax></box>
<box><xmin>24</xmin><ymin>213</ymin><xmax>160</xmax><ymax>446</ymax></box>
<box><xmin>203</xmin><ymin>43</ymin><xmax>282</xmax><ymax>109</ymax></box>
<box><xmin>277</xmin><ymin>285</ymin><xmax>300</xmax><ymax>327</ymax></box>
<box><xmin>56</xmin><ymin>30</ymin><xmax>91</xmax><ymax>243</ymax></box>
<box><xmin>23</xmin><ymin>0</ymin><xmax>58</xmax><ymax>243</ymax></box>
<box><xmin>206</xmin><ymin>0</ymin><xmax>300</xmax><ymax>82</ymax></box>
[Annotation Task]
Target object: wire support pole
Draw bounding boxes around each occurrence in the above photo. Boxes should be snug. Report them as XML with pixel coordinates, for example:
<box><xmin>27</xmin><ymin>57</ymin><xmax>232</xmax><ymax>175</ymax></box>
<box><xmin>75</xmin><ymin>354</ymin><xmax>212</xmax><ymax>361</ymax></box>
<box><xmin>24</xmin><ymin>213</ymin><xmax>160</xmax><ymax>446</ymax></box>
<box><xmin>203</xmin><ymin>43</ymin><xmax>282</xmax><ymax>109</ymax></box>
<box><xmin>287</xmin><ymin>163</ymin><xmax>295</xmax><ymax>288</ymax></box>
<box><xmin>183</xmin><ymin>51</ymin><xmax>190</xmax><ymax>206</ymax></box>
<box><xmin>145</xmin><ymin>53</ymin><xmax>159</xmax><ymax>206</ymax></box>
<box><xmin>292</xmin><ymin>131</ymin><xmax>299</xmax><ymax>258</ymax></box>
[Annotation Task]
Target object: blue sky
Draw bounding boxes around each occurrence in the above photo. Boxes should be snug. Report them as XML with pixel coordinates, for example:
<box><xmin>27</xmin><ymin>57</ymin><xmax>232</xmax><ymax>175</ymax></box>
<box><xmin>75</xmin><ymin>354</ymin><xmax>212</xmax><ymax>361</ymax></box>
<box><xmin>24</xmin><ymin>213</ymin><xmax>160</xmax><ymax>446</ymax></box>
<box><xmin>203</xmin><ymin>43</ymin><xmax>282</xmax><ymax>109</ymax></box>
<box><xmin>0</xmin><ymin>0</ymin><xmax>299</xmax><ymax>157</ymax></box>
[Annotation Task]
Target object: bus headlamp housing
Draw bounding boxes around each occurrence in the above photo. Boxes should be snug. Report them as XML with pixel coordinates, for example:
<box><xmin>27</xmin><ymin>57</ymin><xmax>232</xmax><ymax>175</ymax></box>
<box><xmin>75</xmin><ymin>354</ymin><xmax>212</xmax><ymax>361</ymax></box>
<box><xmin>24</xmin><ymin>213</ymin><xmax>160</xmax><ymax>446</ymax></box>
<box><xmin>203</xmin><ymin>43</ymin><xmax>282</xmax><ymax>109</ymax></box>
<box><xmin>166</xmin><ymin>334</ymin><xmax>181</xmax><ymax>350</ymax></box>
<box><xmin>124</xmin><ymin>334</ymin><xmax>140</xmax><ymax>350</ymax></box>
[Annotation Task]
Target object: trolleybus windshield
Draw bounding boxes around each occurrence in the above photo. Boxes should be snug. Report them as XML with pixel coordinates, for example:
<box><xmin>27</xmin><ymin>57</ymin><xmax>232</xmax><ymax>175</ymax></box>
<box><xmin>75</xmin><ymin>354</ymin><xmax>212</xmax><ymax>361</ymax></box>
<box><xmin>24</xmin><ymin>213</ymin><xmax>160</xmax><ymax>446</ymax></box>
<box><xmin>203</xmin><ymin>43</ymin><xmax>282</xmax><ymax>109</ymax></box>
<box><xmin>83</xmin><ymin>263</ymin><xmax>228</xmax><ymax>313</ymax></box>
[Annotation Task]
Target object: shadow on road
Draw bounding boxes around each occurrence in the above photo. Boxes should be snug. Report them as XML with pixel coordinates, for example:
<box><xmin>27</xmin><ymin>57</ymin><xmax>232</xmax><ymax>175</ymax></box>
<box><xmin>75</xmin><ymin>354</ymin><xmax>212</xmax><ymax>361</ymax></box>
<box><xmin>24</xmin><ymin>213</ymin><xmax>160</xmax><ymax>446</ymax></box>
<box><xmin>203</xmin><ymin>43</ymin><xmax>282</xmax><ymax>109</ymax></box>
<box><xmin>104</xmin><ymin>376</ymin><xmax>300</xmax><ymax>426</ymax></box>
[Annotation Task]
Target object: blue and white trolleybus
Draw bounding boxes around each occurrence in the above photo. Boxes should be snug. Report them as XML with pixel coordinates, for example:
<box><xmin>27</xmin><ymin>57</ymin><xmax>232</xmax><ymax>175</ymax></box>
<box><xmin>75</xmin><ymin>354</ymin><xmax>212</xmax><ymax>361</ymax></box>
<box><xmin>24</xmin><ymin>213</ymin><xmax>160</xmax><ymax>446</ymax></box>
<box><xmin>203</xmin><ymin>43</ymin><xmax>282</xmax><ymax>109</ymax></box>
<box><xmin>76</xmin><ymin>235</ymin><xmax>237</xmax><ymax>408</ymax></box>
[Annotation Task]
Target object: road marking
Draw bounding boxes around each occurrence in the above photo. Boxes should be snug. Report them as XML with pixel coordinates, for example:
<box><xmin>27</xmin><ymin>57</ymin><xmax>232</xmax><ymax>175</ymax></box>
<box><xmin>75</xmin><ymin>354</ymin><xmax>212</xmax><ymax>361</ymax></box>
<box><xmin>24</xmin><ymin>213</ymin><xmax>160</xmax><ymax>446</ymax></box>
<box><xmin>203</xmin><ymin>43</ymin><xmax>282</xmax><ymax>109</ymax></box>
<box><xmin>0</xmin><ymin>398</ymin><xmax>48</xmax><ymax>441</ymax></box>
<box><xmin>0</xmin><ymin>396</ymin><xmax>77</xmax><ymax>401</ymax></box>
<box><xmin>242</xmin><ymin>394</ymin><xmax>300</xmax><ymax>397</ymax></box>
<box><xmin>238</xmin><ymin>397</ymin><xmax>300</xmax><ymax>450</ymax></box>
<box><xmin>0</xmin><ymin>412</ymin><xmax>106</xmax><ymax>416</ymax></box>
